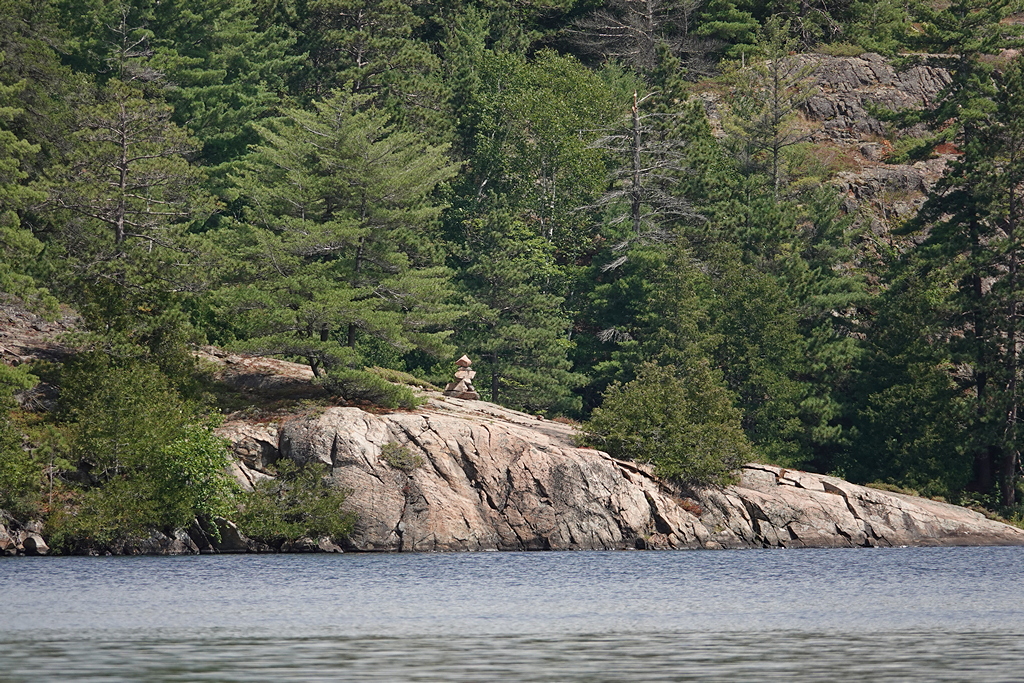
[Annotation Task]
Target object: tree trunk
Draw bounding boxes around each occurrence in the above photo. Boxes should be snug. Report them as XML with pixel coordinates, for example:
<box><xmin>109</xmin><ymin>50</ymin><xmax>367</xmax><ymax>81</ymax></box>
<box><xmin>491</xmin><ymin>350</ymin><xmax>500</xmax><ymax>404</ymax></box>
<box><xmin>631</xmin><ymin>91</ymin><xmax>642</xmax><ymax>236</ymax></box>
<box><xmin>1002</xmin><ymin>183</ymin><xmax>1021</xmax><ymax>506</ymax></box>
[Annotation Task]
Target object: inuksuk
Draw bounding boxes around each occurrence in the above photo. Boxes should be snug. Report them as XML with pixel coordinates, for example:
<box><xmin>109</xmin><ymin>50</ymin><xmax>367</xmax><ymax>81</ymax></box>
<box><xmin>443</xmin><ymin>355</ymin><xmax>480</xmax><ymax>400</ymax></box>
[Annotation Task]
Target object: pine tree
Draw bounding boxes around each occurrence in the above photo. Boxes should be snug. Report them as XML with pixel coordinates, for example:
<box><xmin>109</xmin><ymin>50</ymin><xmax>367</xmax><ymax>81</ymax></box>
<box><xmin>55</xmin><ymin>0</ymin><xmax>301</xmax><ymax>176</ymax></box>
<box><xmin>894</xmin><ymin>55</ymin><xmax>1024</xmax><ymax>506</ymax></box>
<box><xmin>0</xmin><ymin>53</ymin><xmax>47</xmax><ymax>303</ymax></box>
<box><xmin>147</xmin><ymin>0</ymin><xmax>302</xmax><ymax>172</ymax></box>
<box><xmin>871</xmin><ymin>6</ymin><xmax>1024</xmax><ymax>506</ymax></box>
<box><xmin>452</xmin><ymin>214</ymin><xmax>583</xmax><ymax>414</ymax></box>
<box><xmin>848</xmin><ymin>265</ymin><xmax>974</xmax><ymax>498</ymax></box>
<box><xmin>691</xmin><ymin>0</ymin><xmax>758</xmax><ymax>61</ymax></box>
<box><xmin>844</xmin><ymin>0</ymin><xmax>911</xmax><ymax>55</ymax></box>
<box><xmin>41</xmin><ymin>77</ymin><xmax>215</xmax><ymax>323</ymax></box>
<box><xmin>453</xmin><ymin>49</ymin><xmax>625</xmax><ymax>260</ymax></box>
<box><xmin>297</xmin><ymin>0</ymin><xmax>448</xmax><ymax>138</ymax></box>
<box><xmin>216</xmin><ymin>89</ymin><xmax>460</xmax><ymax>378</ymax></box>
<box><xmin>723</xmin><ymin>16</ymin><xmax>817</xmax><ymax>201</ymax></box>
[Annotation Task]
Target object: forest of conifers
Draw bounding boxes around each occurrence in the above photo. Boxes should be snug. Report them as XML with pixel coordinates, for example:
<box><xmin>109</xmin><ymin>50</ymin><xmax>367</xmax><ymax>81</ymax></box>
<box><xmin>2</xmin><ymin>0</ymin><xmax>1024</xmax><ymax>546</ymax></box>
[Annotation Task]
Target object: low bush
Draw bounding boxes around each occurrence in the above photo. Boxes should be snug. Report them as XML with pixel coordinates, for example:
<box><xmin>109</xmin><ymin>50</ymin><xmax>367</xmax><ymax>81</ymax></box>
<box><xmin>581</xmin><ymin>361</ymin><xmax>752</xmax><ymax>485</ymax></box>
<box><xmin>379</xmin><ymin>442</ymin><xmax>424</xmax><ymax>471</ymax></box>
<box><xmin>319</xmin><ymin>368</ymin><xmax>423</xmax><ymax>409</ymax></box>
<box><xmin>367</xmin><ymin>366</ymin><xmax>439</xmax><ymax>391</ymax></box>
<box><xmin>815</xmin><ymin>42</ymin><xmax>865</xmax><ymax>57</ymax></box>
<box><xmin>233</xmin><ymin>460</ymin><xmax>353</xmax><ymax>546</ymax></box>
<box><xmin>46</xmin><ymin>356</ymin><xmax>234</xmax><ymax>552</ymax></box>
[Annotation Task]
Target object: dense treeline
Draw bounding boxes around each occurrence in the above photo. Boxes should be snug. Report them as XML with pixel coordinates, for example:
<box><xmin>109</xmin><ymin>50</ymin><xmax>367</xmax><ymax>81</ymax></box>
<box><xmin>2</xmin><ymin>0</ymin><xmax>1024</xmax><ymax>548</ymax></box>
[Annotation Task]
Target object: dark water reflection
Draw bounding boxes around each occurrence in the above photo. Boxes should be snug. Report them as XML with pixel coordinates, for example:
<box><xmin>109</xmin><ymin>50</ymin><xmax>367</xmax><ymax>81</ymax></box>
<box><xmin>3</xmin><ymin>547</ymin><xmax>1023</xmax><ymax>681</ymax></box>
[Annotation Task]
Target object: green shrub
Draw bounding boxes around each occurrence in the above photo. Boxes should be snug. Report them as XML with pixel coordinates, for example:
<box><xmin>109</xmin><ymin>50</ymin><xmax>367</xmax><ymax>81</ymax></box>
<box><xmin>367</xmin><ymin>366</ymin><xmax>439</xmax><ymax>391</ymax></box>
<box><xmin>0</xmin><ymin>418</ymin><xmax>44</xmax><ymax>517</ymax></box>
<box><xmin>379</xmin><ymin>441</ymin><xmax>424</xmax><ymax>471</ymax></box>
<box><xmin>581</xmin><ymin>361</ymin><xmax>753</xmax><ymax>485</ymax></box>
<box><xmin>47</xmin><ymin>356</ymin><xmax>234</xmax><ymax>551</ymax></box>
<box><xmin>152</xmin><ymin>422</ymin><xmax>235</xmax><ymax>527</ymax></box>
<box><xmin>0</xmin><ymin>365</ymin><xmax>46</xmax><ymax>518</ymax></box>
<box><xmin>319</xmin><ymin>367</ymin><xmax>423</xmax><ymax>409</ymax></box>
<box><xmin>815</xmin><ymin>42</ymin><xmax>865</xmax><ymax>57</ymax></box>
<box><xmin>233</xmin><ymin>460</ymin><xmax>353</xmax><ymax>545</ymax></box>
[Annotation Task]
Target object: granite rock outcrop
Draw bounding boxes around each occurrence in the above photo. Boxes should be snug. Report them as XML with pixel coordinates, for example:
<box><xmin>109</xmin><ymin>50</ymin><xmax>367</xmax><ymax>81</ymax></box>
<box><xmin>217</xmin><ymin>394</ymin><xmax>1024</xmax><ymax>551</ymax></box>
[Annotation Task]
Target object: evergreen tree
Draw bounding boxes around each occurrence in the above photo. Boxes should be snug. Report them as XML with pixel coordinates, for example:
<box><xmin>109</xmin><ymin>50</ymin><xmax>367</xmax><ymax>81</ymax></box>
<box><xmin>844</xmin><ymin>0</ymin><xmax>910</xmax><ymax>55</ymax></box>
<box><xmin>583</xmin><ymin>360</ymin><xmax>753</xmax><ymax>484</ymax></box>
<box><xmin>297</xmin><ymin>0</ymin><xmax>448</xmax><ymax>137</ymax></box>
<box><xmin>215</xmin><ymin>89</ymin><xmax>460</xmax><ymax>380</ymax></box>
<box><xmin>42</xmin><ymin>78</ymin><xmax>215</xmax><ymax>316</ymax></box>
<box><xmin>864</xmin><ymin>5</ymin><xmax>1023</xmax><ymax>506</ymax></box>
<box><xmin>452</xmin><ymin>214</ymin><xmax>583</xmax><ymax>414</ymax></box>
<box><xmin>147</xmin><ymin>0</ymin><xmax>302</xmax><ymax>172</ymax></box>
<box><xmin>54</xmin><ymin>0</ymin><xmax>301</xmax><ymax>176</ymax></box>
<box><xmin>723</xmin><ymin>16</ymin><xmax>817</xmax><ymax>200</ymax></box>
<box><xmin>884</xmin><ymin>0</ymin><xmax>1021</xmax><ymax>158</ymax></box>
<box><xmin>452</xmin><ymin>49</ymin><xmax>625</xmax><ymax>260</ymax></box>
<box><xmin>691</xmin><ymin>0</ymin><xmax>758</xmax><ymax>61</ymax></box>
<box><xmin>848</xmin><ymin>265</ymin><xmax>974</xmax><ymax>498</ymax></box>
<box><xmin>0</xmin><ymin>53</ymin><xmax>47</xmax><ymax>303</ymax></box>
<box><xmin>889</xmin><ymin>55</ymin><xmax>1024</xmax><ymax>506</ymax></box>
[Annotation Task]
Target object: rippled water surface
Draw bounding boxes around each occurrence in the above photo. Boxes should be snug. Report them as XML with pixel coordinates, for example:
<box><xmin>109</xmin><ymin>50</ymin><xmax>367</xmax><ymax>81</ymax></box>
<box><xmin>3</xmin><ymin>547</ymin><xmax>1024</xmax><ymax>681</ymax></box>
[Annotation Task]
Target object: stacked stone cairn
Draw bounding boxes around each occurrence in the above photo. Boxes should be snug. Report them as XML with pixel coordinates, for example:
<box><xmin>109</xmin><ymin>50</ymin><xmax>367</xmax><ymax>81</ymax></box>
<box><xmin>444</xmin><ymin>355</ymin><xmax>480</xmax><ymax>400</ymax></box>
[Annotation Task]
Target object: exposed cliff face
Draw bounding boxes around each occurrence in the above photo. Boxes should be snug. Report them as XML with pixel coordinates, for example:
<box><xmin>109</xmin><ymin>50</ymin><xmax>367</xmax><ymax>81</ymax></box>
<box><xmin>218</xmin><ymin>396</ymin><xmax>1024</xmax><ymax>551</ymax></box>
<box><xmin>699</xmin><ymin>52</ymin><xmax>954</xmax><ymax>233</ymax></box>
<box><xmin>798</xmin><ymin>52</ymin><xmax>951</xmax><ymax>143</ymax></box>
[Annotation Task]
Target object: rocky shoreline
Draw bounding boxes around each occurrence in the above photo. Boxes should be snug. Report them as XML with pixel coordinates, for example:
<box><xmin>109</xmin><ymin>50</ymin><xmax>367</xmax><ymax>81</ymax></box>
<box><xmin>5</xmin><ymin>348</ymin><xmax>1024</xmax><ymax>556</ymax></box>
<box><xmin>219</xmin><ymin>398</ymin><xmax>1024</xmax><ymax>553</ymax></box>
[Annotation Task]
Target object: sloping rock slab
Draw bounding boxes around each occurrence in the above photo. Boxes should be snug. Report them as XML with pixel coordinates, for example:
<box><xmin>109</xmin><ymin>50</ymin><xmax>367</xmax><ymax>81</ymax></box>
<box><xmin>220</xmin><ymin>400</ymin><xmax>1024</xmax><ymax>551</ymax></box>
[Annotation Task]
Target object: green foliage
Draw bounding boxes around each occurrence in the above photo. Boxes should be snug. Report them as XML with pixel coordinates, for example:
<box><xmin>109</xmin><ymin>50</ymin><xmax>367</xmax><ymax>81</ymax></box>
<box><xmin>873</xmin><ymin>53</ymin><xmax>1024</xmax><ymax>506</ymax></box>
<box><xmin>4</xmin><ymin>0</ymin><xmax>1024</xmax><ymax>523</ymax></box>
<box><xmin>48</xmin><ymin>356</ymin><xmax>233</xmax><ymax>550</ymax></box>
<box><xmin>843</xmin><ymin>0</ymin><xmax>909</xmax><ymax>55</ymax></box>
<box><xmin>813</xmin><ymin>42</ymin><xmax>865</xmax><ymax>57</ymax></box>
<box><xmin>693</xmin><ymin>0</ymin><xmax>759</xmax><ymax>60</ymax></box>
<box><xmin>0</xmin><ymin>363</ymin><xmax>44</xmax><ymax>517</ymax></box>
<box><xmin>297</xmin><ymin>0</ymin><xmax>447</xmax><ymax>138</ymax></box>
<box><xmin>214</xmin><ymin>87</ymin><xmax>460</xmax><ymax>378</ymax></box>
<box><xmin>319</xmin><ymin>368</ymin><xmax>423</xmax><ymax>410</ymax></box>
<box><xmin>451</xmin><ymin>49</ymin><xmax>627</xmax><ymax>260</ymax></box>
<box><xmin>148</xmin><ymin>0</ymin><xmax>301</xmax><ymax>172</ymax></box>
<box><xmin>0</xmin><ymin>80</ymin><xmax>44</xmax><ymax>291</ymax></box>
<box><xmin>152</xmin><ymin>422</ymin><xmax>234</xmax><ymax>526</ymax></box>
<box><xmin>233</xmin><ymin>459</ymin><xmax>353</xmax><ymax>545</ymax></box>
<box><xmin>583</xmin><ymin>361</ymin><xmax>753</xmax><ymax>484</ymax></box>
<box><xmin>723</xmin><ymin>17</ymin><xmax>817</xmax><ymax>198</ymax></box>
<box><xmin>379</xmin><ymin>441</ymin><xmax>424</xmax><ymax>471</ymax></box>
<box><xmin>0</xmin><ymin>418</ymin><xmax>42</xmax><ymax>517</ymax></box>
<box><xmin>452</xmin><ymin>215</ymin><xmax>583</xmax><ymax>414</ymax></box>
<box><xmin>367</xmin><ymin>366</ymin><xmax>439</xmax><ymax>391</ymax></box>
<box><xmin>61</xmin><ymin>358</ymin><xmax>188</xmax><ymax>477</ymax></box>
<box><xmin>41</xmin><ymin>78</ymin><xmax>217</xmax><ymax>328</ymax></box>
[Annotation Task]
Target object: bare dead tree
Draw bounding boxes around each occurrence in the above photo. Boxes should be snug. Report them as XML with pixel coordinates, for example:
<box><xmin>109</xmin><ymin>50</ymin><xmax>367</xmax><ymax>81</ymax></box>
<box><xmin>585</xmin><ymin>91</ymin><xmax>701</xmax><ymax>270</ymax></box>
<box><xmin>567</xmin><ymin>0</ymin><xmax>706</xmax><ymax>72</ymax></box>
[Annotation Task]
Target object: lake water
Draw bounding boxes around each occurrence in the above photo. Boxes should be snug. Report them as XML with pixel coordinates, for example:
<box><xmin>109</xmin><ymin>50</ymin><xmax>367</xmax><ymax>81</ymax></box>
<box><xmin>3</xmin><ymin>546</ymin><xmax>1024</xmax><ymax>682</ymax></box>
